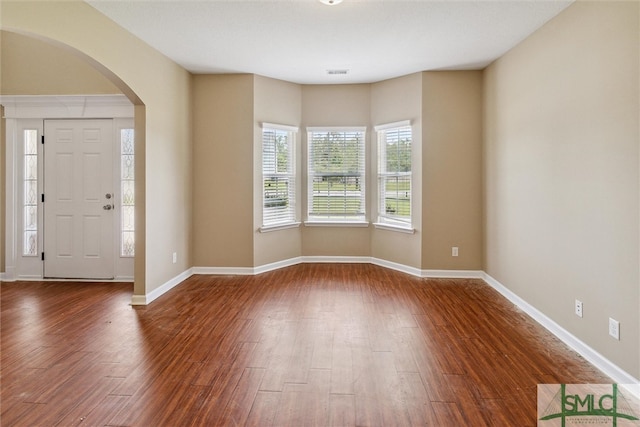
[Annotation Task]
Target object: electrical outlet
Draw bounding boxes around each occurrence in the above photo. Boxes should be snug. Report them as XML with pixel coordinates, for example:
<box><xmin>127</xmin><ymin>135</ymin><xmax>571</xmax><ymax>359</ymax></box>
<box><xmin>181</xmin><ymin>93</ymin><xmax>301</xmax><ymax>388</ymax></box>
<box><xmin>575</xmin><ymin>300</ymin><xmax>583</xmax><ymax>318</ymax></box>
<box><xmin>452</xmin><ymin>247</ymin><xmax>459</xmax><ymax>257</ymax></box>
<box><xmin>609</xmin><ymin>318</ymin><xmax>620</xmax><ymax>340</ymax></box>
<box><xmin>172</xmin><ymin>252</ymin><xmax>177</xmax><ymax>264</ymax></box>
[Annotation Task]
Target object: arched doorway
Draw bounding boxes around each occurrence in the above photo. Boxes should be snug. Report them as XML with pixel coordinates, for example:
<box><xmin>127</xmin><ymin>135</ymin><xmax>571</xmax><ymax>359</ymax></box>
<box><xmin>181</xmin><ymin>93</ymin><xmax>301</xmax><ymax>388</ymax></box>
<box><xmin>3</xmin><ymin>1</ymin><xmax>193</xmax><ymax>306</ymax></box>
<box><xmin>1</xmin><ymin>27</ymin><xmax>147</xmax><ymax>300</ymax></box>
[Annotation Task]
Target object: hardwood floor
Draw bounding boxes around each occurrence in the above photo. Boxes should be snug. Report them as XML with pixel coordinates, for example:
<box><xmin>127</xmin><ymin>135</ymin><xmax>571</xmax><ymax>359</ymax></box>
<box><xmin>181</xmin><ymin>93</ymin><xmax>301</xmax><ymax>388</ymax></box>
<box><xmin>1</xmin><ymin>263</ymin><xmax>614</xmax><ymax>426</ymax></box>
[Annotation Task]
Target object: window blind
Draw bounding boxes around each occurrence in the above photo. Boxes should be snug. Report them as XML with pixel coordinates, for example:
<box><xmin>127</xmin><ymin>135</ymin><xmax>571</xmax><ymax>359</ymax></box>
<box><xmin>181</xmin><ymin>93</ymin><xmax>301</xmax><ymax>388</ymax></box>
<box><xmin>378</xmin><ymin>125</ymin><xmax>412</xmax><ymax>225</ymax></box>
<box><xmin>308</xmin><ymin>129</ymin><xmax>365</xmax><ymax>220</ymax></box>
<box><xmin>263</xmin><ymin>126</ymin><xmax>296</xmax><ymax>226</ymax></box>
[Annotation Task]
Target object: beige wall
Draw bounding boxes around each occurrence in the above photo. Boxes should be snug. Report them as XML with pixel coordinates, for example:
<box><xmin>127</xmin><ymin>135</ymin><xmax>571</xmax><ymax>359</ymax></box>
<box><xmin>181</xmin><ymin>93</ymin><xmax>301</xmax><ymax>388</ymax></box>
<box><xmin>253</xmin><ymin>76</ymin><xmax>303</xmax><ymax>267</ymax></box>
<box><xmin>0</xmin><ymin>106</ymin><xmax>4</xmax><ymax>274</ymax></box>
<box><xmin>192</xmin><ymin>74</ymin><xmax>255</xmax><ymax>267</ymax></box>
<box><xmin>301</xmin><ymin>84</ymin><xmax>372</xmax><ymax>257</ymax></box>
<box><xmin>422</xmin><ymin>71</ymin><xmax>484</xmax><ymax>271</ymax></box>
<box><xmin>192</xmin><ymin>76</ymin><xmax>483</xmax><ymax>269</ymax></box>
<box><xmin>2</xmin><ymin>1</ymin><xmax>193</xmax><ymax>298</ymax></box>
<box><xmin>484</xmin><ymin>1</ymin><xmax>639</xmax><ymax>377</ymax></box>
<box><xmin>1</xmin><ymin>30</ymin><xmax>120</xmax><ymax>95</ymax></box>
<box><xmin>370</xmin><ymin>73</ymin><xmax>423</xmax><ymax>268</ymax></box>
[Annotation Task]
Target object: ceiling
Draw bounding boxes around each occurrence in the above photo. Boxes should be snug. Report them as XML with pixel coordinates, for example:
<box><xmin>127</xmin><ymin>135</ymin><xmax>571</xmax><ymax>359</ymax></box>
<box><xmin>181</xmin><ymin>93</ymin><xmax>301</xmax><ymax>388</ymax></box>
<box><xmin>87</xmin><ymin>0</ymin><xmax>573</xmax><ymax>85</ymax></box>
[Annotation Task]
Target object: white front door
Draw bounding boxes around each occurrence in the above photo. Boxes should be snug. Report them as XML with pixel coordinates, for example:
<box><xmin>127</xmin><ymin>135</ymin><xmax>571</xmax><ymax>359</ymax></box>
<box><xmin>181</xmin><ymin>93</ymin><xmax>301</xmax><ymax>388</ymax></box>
<box><xmin>43</xmin><ymin>119</ymin><xmax>115</xmax><ymax>279</ymax></box>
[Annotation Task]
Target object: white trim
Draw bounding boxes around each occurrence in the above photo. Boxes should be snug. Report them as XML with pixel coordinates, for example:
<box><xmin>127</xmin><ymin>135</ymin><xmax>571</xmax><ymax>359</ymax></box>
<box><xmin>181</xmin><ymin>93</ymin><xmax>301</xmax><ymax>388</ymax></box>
<box><xmin>7</xmin><ymin>276</ymin><xmax>133</xmax><ymax>283</ymax></box>
<box><xmin>192</xmin><ymin>266</ymin><xmax>256</xmax><ymax>276</ymax></box>
<box><xmin>192</xmin><ymin>259</ymin><xmax>305</xmax><ymax>276</ymax></box>
<box><xmin>261</xmin><ymin>122</ymin><xmax>299</xmax><ymax>132</ymax></box>
<box><xmin>2</xmin><ymin>267</ymin><xmax>16</xmax><ymax>282</ymax></box>
<box><xmin>193</xmin><ymin>257</ymin><xmax>371</xmax><ymax>276</ymax></box>
<box><xmin>194</xmin><ymin>258</ymin><xmax>481</xmax><ymax>279</ymax></box>
<box><xmin>259</xmin><ymin>222</ymin><xmax>301</xmax><ymax>233</ymax></box>
<box><xmin>40</xmin><ymin>278</ymin><xmax>120</xmax><ymax>282</ymax></box>
<box><xmin>4</xmin><ymin>119</ymin><xmax>17</xmax><ymax>285</ymax></box>
<box><xmin>0</xmin><ymin>273</ymin><xmax>133</xmax><ymax>282</ymax></box>
<box><xmin>0</xmin><ymin>95</ymin><xmax>133</xmax><ymax>119</ymax></box>
<box><xmin>304</xmin><ymin>220</ymin><xmax>370</xmax><ymax>227</ymax></box>
<box><xmin>374</xmin><ymin>120</ymin><xmax>411</xmax><ymax>132</ymax></box>
<box><xmin>423</xmin><ymin>269</ymin><xmax>485</xmax><ymax>279</ymax></box>
<box><xmin>482</xmin><ymin>272</ymin><xmax>640</xmax><ymax>400</ymax></box>
<box><xmin>306</xmin><ymin>126</ymin><xmax>367</xmax><ymax>132</ymax></box>
<box><xmin>373</xmin><ymin>222</ymin><xmax>415</xmax><ymax>234</ymax></box>
<box><xmin>254</xmin><ymin>257</ymin><xmax>303</xmax><ymax>274</ymax></box>
<box><xmin>130</xmin><ymin>268</ymin><xmax>193</xmax><ymax>306</ymax></box>
<box><xmin>371</xmin><ymin>257</ymin><xmax>422</xmax><ymax>277</ymax></box>
<box><xmin>15</xmin><ymin>274</ymin><xmax>49</xmax><ymax>281</ymax></box>
<box><xmin>301</xmin><ymin>256</ymin><xmax>371</xmax><ymax>264</ymax></box>
<box><xmin>192</xmin><ymin>257</ymin><xmax>372</xmax><ymax>276</ymax></box>
<box><xmin>622</xmin><ymin>383</ymin><xmax>640</xmax><ymax>400</ymax></box>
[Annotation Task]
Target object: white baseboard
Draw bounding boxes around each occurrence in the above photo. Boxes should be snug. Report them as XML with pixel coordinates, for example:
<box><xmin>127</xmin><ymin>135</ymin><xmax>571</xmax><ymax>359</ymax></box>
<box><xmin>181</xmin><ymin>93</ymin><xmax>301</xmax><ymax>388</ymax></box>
<box><xmin>130</xmin><ymin>268</ymin><xmax>193</xmax><ymax>306</ymax></box>
<box><xmin>193</xmin><ymin>257</ymin><xmax>487</xmax><ymax>280</ymax></box>
<box><xmin>255</xmin><ymin>257</ymin><xmax>303</xmax><ymax>274</ymax></box>
<box><xmin>192</xmin><ymin>266</ymin><xmax>257</xmax><ymax>275</ymax></box>
<box><xmin>371</xmin><ymin>257</ymin><xmax>422</xmax><ymax>277</ymax></box>
<box><xmin>302</xmin><ymin>255</ymin><xmax>372</xmax><ymax>264</ymax></box>
<box><xmin>2</xmin><ymin>266</ymin><xmax>16</xmax><ymax>282</ymax></box>
<box><xmin>193</xmin><ymin>256</ymin><xmax>370</xmax><ymax>276</ymax></box>
<box><xmin>193</xmin><ymin>257</ymin><xmax>303</xmax><ymax>276</ymax></box>
<box><xmin>422</xmin><ymin>269</ymin><xmax>485</xmax><ymax>279</ymax></box>
<box><xmin>13</xmin><ymin>276</ymin><xmax>133</xmax><ymax>283</ymax></box>
<box><xmin>1</xmin><ymin>271</ymin><xmax>134</xmax><ymax>283</ymax></box>
<box><xmin>482</xmin><ymin>272</ymin><xmax>640</xmax><ymax>399</ymax></box>
<box><xmin>15</xmin><ymin>275</ymin><xmax>47</xmax><ymax>281</ymax></box>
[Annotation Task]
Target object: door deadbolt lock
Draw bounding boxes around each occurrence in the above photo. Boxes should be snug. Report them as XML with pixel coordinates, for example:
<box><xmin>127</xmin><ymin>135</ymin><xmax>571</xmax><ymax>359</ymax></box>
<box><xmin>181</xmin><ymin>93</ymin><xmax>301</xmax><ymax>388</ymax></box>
<box><xmin>105</xmin><ymin>193</ymin><xmax>112</xmax><ymax>199</ymax></box>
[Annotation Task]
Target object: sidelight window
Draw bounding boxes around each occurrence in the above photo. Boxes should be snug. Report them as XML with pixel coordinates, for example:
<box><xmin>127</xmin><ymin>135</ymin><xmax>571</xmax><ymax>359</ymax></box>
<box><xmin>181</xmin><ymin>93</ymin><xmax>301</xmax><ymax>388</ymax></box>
<box><xmin>120</xmin><ymin>128</ymin><xmax>135</xmax><ymax>257</ymax></box>
<box><xmin>23</xmin><ymin>129</ymin><xmax>39</xmax><ymax>256</ymax></box>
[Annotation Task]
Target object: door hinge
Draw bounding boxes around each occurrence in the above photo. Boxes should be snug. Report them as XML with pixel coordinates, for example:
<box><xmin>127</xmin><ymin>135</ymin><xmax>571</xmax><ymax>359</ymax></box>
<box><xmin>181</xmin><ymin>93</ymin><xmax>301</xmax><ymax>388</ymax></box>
<box><xmin>41</xmin><ymin>194</ymin><xmax>45</xmax><ymax>203</ymax></box>
<box><xmin>41</xmin><ymin>135</ymin><xmax>45</xmax><ymax>144</ymax></box>
<box><xmin>41</xmin><ymin>252</ymin><xmax>45</xmax><ymax>261</ymax></box>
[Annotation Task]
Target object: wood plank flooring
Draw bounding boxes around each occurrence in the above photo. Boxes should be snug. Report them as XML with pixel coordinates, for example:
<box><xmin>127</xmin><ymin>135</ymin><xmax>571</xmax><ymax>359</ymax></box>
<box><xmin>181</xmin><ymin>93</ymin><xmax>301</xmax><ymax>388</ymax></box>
<box><xmin>1</xmin><ymin>263</ymin><xmax>614</xmax><ymax>426</ymax></box>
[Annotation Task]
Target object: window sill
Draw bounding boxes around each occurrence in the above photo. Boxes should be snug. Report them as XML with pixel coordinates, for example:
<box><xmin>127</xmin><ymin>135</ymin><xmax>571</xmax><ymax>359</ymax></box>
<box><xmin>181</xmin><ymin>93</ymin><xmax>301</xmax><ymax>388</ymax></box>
<box><xmin>304</xmin><ymin>220</ymin><xmax>370</xmax><ymax>228</ymax></box>
<box><xmin>373</xmin><ymin>222</ymin><xmax>415</xmax><ymax>234</ymax></box>
<box><xmin>259</xmin><ymin>222</ymin><xmax>301</xmax><ymax>233</ymax></box>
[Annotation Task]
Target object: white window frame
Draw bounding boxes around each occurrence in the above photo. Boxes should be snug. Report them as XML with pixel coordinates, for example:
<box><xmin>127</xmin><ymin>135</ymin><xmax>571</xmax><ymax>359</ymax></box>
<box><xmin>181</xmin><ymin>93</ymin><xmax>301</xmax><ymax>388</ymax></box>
<box><xmin>374</xmin><ymin>120</ymin><xmax>414</xmax><ymax>233</ymax></box>
<box><xmin>260</xmin><ymin>123</ymin><xmax>299</xmax><ymax>232</ymax></box>
<box><xmin>306</xmin><ymin>127</ymin><xmax>367</xmax><ymax>225</ymax></box>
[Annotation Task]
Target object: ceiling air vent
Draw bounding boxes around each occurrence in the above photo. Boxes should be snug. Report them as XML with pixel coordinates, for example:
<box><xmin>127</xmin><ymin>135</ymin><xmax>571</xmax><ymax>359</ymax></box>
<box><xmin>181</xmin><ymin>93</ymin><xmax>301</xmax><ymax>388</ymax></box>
<box><xmin>327</xmin><ymin>69</ymin><xmax>349</xmax><ymax>75</ymax></box>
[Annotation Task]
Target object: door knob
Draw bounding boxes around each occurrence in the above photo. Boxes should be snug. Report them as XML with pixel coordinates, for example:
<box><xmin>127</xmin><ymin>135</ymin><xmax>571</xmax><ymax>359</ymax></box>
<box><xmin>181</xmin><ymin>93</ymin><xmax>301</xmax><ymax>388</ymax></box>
<box><xmin>103</xmin><ymin>204</ymin><xmax>113</xmax><ymax>210</ymax></box>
